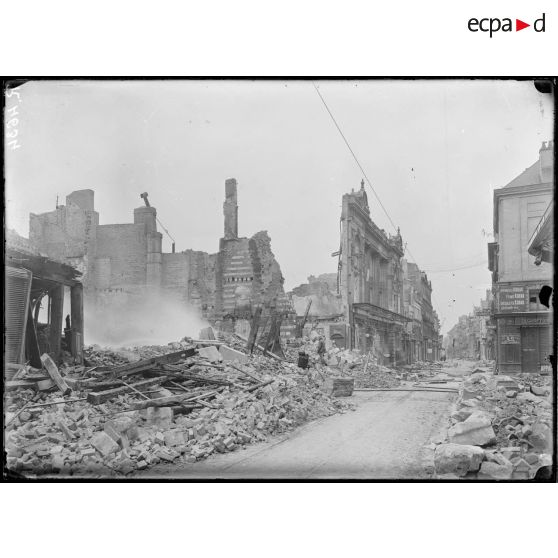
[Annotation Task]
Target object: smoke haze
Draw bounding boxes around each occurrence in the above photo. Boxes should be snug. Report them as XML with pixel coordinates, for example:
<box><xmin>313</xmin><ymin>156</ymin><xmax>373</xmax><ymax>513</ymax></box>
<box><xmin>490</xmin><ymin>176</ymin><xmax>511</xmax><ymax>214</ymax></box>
<box><xmin>84</xmin><ymin>292</ymin><xmax>209</xmax><ymax>348</ymax></box>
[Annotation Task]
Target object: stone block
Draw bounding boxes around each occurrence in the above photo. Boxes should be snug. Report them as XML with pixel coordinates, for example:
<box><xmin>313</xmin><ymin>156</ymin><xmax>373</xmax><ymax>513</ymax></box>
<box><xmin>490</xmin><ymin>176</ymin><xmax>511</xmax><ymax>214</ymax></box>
<box><xmin>516</xmin><ymin>392</ymin><xmax>540</xmax><ymax>404</ymax></box>
<box><xmin>530</xmin><ymin>385</ymin><xmax>549</xmax><ymax>397</ymax></box>
<box><xmin>91</xmin><ymin>431</ymin><xmax>120</xmax><ymax>457</ymax></box>
<box><xmin>104</xmin><ymin>421</ymin><xmax>122</xmax><ymax>443</ymax></box>
<box><xmin>191</xmin><ymin>446</ymin><xmax>206</xmax><ymax>459</ymax></box>
<box><xmin>81</xmin><ymin>447</ymin><xmax>96</xmax><ymax>457</ymax></box>
<box><xmin>451</xmin><ymin>408</ymin><xmax>473</xmax><ymax>422</ymax></box>
<box><xmin>112</xmin><ymin>415</ymin><xmax>137</xmax><ymax>434</ymax></box>
<box><xmin>448</xmin><ymin>415</ymin><xmax>496</xmax><ymax>447</ymax></box>
<box><xmin>524</xmin><ymin>453</ymin><xmax>539</xmax><ymax>465</ymax></box>
<box><xmin>478</xmin><ymin>461</ymin><xmax>513</xmax><ymax>479</ymax></box>
<box><xmin>484</xmin><ymin>451</ymin><xmax>513</xmax><ymax>468</ymax></box>
<box><xmin>511</xmin><ymin>458</ymin><xmax>532</xmax><ymax>479</ymax></box>
<box><xmin>528</xmin><ymin>423</ymin><xmax>551</xmax><ymax>452</ymax></box>
<box><xmin>164</xmin><ymin>430</ymin><xmax>185</xmax><ymax>447</ymax></box>
<box><xmin>500</xmin><ymin>447</ymin><xmax>521</xmax><ymax>461</ymax></box>
<box><xmin>157</xmin><ymin>449</ymin><xmax>178</xmax><ymax>462</ymax></box>
<box><xmin>434</xmin><ymin>443</ymin><xmax>484</xmax><ymax>476</ymax></box>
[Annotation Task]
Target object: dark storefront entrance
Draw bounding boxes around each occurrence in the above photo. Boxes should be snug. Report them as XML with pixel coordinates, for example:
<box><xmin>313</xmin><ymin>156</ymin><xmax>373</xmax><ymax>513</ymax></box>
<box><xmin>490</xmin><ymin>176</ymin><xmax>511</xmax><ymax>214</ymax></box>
<box><xmin>521</xmin><ymin>325</ymin><xmax>552</xmax><ymax>372</ymax></box>
<box><xmin>521</xmin><ymin>327</ymin><xmax>539</xmax><ymax>373</ymax></box>
<box><xmin>496</xmin><ymin>311</ymin><xmax>552</xmax><ymax>374</ymax></box>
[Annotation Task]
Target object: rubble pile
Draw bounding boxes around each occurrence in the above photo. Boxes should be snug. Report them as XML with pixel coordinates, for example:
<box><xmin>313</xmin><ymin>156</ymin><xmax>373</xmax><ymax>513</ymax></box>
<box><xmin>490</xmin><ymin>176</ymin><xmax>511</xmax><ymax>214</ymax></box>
<box><xmin>285</xmin><ymin>337</ymin><xmax>401</xmax><ymax>389</ymax></box>
<box><xmin>5</xmin><ymin>340</ymin><xmax>354</xmax><ymax>477</ymax></box>
<box><xmin>434</xmin><ymin>368</ymin><xmax>553</xmax><ymax>479</ymax></box>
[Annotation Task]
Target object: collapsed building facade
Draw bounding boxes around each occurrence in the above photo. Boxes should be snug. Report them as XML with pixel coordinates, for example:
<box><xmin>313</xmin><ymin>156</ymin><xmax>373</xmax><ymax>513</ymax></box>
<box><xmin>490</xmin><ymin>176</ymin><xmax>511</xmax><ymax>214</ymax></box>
<box><xmin>24</xmin><ymin>179</ymin><xmax>296</xmax><ymax>345</ymax></box>
<box><xmin>289</xmin><ymin>181</ymin><xmax>441</xmax><ymax>366</ymax></box>
<box><xmin>5</xmin><ymin>242</ymin><xmax>85</xmax><ymax>367</ymax></box>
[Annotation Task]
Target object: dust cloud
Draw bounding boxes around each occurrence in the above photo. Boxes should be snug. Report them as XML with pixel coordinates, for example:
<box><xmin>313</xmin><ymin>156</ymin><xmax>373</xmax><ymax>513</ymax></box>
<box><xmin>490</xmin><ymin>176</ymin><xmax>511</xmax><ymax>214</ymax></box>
<box><xmin>84</xmin><ymin>292</ymin><xmax>209</xmax><ymax>348</ymax></box>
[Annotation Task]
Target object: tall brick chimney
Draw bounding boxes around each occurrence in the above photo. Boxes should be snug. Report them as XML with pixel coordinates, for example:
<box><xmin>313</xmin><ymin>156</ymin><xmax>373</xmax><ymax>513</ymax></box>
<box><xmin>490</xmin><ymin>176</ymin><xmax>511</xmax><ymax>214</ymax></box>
<box><xmin>539</xmin><ymin>140</ymin><xmax>553</xmax><ymax>183</ymax></box>
<box><xmin>223</xmin><ymin>178</ymin><xmax>238</xmax><ymax>240</ymax></box>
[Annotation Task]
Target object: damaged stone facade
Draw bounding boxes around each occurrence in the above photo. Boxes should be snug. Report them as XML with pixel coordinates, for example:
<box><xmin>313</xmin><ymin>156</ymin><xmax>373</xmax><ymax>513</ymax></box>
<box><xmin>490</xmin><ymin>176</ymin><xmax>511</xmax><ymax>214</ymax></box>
<box><xmin>291</xmin><ymin>181</ymin><xmax>441</xmax><ymax>365</ymax></box>
<box><xmin>337</xmin><ymin>180</ymin><xmax>408</xmax><ymax>365</ymax></box>
<box><xmin>27</xmin><ymin>180</ymin><xmax>295</xmax><ymax>335</ymax></box>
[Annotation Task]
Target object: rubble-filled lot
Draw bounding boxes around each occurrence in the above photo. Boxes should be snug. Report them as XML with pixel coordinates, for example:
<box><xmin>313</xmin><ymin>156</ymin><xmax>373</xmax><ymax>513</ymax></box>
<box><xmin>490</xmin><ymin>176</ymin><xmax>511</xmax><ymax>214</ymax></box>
<box><xmin>5</xmin><ymin>336</ymin><xmax>354</xmax><ymax>478</ymax></box>
<box><xmin>432</xmin><ymin>363</ymin><xmax>553</xmax><ymax>480</ymax></box>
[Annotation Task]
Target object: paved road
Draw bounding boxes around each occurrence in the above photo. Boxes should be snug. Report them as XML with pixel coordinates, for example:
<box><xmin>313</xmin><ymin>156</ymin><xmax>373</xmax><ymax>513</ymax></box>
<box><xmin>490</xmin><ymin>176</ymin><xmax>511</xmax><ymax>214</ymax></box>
<box><xmin>137</xmin><ymin>389</ymin><xmax>458</xmax><ymax>479</ymax></box>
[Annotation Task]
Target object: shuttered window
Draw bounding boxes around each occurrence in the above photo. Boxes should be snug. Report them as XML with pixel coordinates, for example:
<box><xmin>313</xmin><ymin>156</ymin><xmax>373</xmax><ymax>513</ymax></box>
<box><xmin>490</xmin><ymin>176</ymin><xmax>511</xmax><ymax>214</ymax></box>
<box><xmin>5</xmin><ymin>266</ymin><xmax>32</xmax><ymax>364</ymax></box>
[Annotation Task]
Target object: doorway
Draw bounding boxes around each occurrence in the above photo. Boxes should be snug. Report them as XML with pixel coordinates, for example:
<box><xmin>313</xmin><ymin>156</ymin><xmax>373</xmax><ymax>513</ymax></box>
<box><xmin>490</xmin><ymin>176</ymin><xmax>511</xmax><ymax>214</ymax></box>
<box><xmin>520</xmin><ymin>327</ymin><xmax>539</xmax><ymax>373</ymax></box>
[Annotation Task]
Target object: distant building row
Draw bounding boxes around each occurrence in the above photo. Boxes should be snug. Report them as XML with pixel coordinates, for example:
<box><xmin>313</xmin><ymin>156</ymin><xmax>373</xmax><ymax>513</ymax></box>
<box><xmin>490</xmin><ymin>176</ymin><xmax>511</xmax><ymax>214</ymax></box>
<box><xmin>444</xmin><ymin>290</ymin><xmax>496</xmax><ymax>361</ymax></box>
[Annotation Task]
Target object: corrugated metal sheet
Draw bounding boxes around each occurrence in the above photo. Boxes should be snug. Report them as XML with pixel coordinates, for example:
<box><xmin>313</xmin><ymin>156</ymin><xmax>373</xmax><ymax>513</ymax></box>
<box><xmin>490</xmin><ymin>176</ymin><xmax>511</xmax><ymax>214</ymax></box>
<box><xmin>5</xmin><ymin>266</ymin><xmax>32</xmax><ymax>364</ymax></box>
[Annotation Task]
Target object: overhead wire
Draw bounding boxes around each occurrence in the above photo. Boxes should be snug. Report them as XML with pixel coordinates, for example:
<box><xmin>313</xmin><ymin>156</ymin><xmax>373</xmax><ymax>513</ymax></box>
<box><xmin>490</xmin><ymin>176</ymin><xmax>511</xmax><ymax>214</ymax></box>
<box><xmin>313</xmin><ymin>82</ymin><xmax>460</xmax><ymax>327</ymax></box>
<box><xmin>313</xmin><ymin>82</ymin><xmax>399</xmax><ymax>235</ymax></box>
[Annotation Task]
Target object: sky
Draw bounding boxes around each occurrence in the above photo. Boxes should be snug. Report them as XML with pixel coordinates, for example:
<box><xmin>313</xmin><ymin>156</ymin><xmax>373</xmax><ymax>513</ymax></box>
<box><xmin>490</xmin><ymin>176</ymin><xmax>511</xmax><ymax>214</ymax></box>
<box><xmin>5</xmin><ymin>79</ymin><xmax>554</xmax><ymax>334</ymax></box>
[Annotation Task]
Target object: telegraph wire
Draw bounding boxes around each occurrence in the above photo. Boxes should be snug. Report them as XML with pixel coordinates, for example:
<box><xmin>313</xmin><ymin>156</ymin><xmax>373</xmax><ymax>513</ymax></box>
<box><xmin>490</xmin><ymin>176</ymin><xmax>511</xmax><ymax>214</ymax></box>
<box><xmin>312</xmin><ymin>82</ymin><xmax>451</xmax><ymax>325</ymax></box>
<box><xmin>313</xmin><ymin>82</ymin><xmax>399</xmax><ymax>235</ymax></box>
<box><xmin>313</xmin><ymin>82</ymin><xmax>424</xmax><ymax>264</ymax></box>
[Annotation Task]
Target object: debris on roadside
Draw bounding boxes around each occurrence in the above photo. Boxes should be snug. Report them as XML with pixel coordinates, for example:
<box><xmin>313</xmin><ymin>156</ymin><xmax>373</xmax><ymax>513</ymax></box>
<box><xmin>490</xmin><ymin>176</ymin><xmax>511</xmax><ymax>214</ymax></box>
<box><xmin>432</xmin><ymin>361</ymin><xmax>553</xmax><ymax>479</ymax></box>
<box><xmin>5</xmin><ymin>338</ymin><xmax>355</xmax><ymax>477</ymax></box>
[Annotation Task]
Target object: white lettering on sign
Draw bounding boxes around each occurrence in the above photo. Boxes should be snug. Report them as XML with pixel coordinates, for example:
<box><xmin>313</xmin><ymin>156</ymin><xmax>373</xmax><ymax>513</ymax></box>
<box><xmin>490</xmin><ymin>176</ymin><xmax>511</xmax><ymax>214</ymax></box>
<box><xmin>5</xmin><ymin>87</ymin><xmax>22</xmax><ymax>150</ymax></box>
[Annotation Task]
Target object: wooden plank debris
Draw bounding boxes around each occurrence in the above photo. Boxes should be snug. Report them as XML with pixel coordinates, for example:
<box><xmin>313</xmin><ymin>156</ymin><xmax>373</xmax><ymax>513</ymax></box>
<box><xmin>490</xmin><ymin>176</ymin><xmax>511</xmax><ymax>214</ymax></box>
<box><xmin>130</xmin><ymin>390</ymin><xmax>219</xmax><ymax>411</ymax></box>
<box><xmin>41</xmin><ymin>353</ymin><xmax>72</xmax><ymax>395</ymax></box>
<box><xmin>228</xmin><ymin>363</ymin><xmax>261</xmax><ymax>384</ymax></box>
<box><xmin>107</xmin><ymin>348</ymin><xmax>197</xmax><ymax>380</ymax></box>
<box><xmin>245</xmin><ymin>379</ymin><xmax>275</xmax><ymax>393</ymax></box>
<box><xmin>87</xmin><ymin>376</ymin><xmax>168</xmax><ymax>404</ymax></box>
<box><xmin>247</xmin><ymin>307</ymin><xmax>262</xmax><ymax>354</ymax></box>
<box><xmin>5</xmin><ymin>380</ymin><xmax>39</xmax><ymax>391</ymax></box>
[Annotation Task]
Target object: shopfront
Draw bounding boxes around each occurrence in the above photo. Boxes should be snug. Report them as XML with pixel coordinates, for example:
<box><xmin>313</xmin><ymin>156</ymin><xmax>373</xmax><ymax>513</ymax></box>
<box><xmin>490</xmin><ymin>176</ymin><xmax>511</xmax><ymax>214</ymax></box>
<box><xmin>495</xmin><ymin>313</ymin><xmax>552</xmax><ymax>374</ymax></box>
<box><xmin>495</xmin><ymin>282</ymin><xmax>553</xmax><ymax>374</ymax></box>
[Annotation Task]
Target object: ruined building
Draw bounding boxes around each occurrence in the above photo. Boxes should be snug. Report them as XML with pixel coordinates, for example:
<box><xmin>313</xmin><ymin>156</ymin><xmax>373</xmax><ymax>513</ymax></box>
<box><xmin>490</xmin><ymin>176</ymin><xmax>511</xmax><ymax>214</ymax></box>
<box><xmin>27</xmin><ymin>179</ymin><xmax>295</xmax><ymax>339</ymax></box>
<box><xmin>215</xmin><ymin>180</ymin><xmax>295</xmax><ymax>330</ymax></box>
<box><xmin>289</xmin><ymin>181</ymin><xmax>440</xmax><ymax>365</ymax></box>
<box><xmin>337</xmin><ymin>181</ymin><xmax>409</xmax><ymax>364</ymax></box>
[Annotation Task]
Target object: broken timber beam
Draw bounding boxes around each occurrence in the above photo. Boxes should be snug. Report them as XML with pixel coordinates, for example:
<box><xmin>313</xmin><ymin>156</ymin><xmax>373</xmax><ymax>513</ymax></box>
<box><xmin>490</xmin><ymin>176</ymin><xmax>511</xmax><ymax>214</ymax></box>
<box><xmin>234</xmin><ymin>333</ymin><xmax>285</xmax><ymax>362</ymax></box>
<box><xmin>87</xmin><ymin>376</ymin><xmax>168</xmax><ymax>404</ymax></box>
<box><xmin>5</xmin><ymin>380</ymin><xmax>39</xmax><ymax>391</ymax></box>
<box><xmin>129</xmin><ymin>390</ymin><xmax>219</xmax><ymax>411</ymax></box>
<box><xmin>41</xmin><ymin>353</ymin><xmax>72</xmax><ymax>395</ymax></box>
<box><xmin>228</xmin><ymin>363</ymin><xmax>261</xmax><ymax>384</ymax></box>
<box><xmin>247</xmin><ymin>306</ymin><xmax>262</xmax><ymax>354</ymax></box>
<box><xmin>107</xmin><ymin>348</ymin><xmax>197</xmax><ymax>380</ymax></box>
<box><xmin>245</xmin><ymin>379</ymin><xmax>274</xmax><ymax>393</ymax></box>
